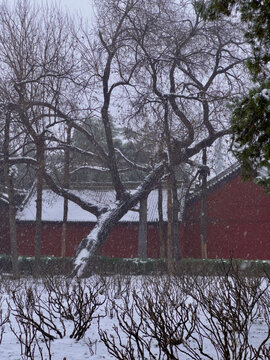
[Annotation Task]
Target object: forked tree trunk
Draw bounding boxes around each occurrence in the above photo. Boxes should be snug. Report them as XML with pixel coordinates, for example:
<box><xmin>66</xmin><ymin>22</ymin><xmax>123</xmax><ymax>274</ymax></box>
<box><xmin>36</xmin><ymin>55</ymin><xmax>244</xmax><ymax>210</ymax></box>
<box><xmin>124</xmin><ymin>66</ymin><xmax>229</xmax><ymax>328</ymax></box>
<box><xmin>3</xmin><ymin>112</ymin><xmax>19</xmax><ymax>278</ymax></box>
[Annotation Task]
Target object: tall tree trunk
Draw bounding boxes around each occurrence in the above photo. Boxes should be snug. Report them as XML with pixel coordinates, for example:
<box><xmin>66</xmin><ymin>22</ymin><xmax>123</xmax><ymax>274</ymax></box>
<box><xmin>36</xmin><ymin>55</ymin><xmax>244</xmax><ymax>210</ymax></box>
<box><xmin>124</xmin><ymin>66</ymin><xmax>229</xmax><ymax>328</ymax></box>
<box><xmin>200</xmin><ymin>148</ymin><xmax>208</xmax><ymax>259</ymax></box>
<box><xmin>138</xmin><ymin>196</ymin><xmax>147</xmax><ymax>258</ymax></box>
<box><xmin>163</xmin><ymin>100</ymin><xmax>181</xmax><ymax>266</ymax></box>
<box><xmin>61</xmin><ymin>126</ymin><xmax>71</xmax><ymax>270</ymax></box>
<box><xmin>171</xmin><ymin>170</ymin><xmax>181</xmax><ymax>261</ymax></box>
<box><xmin>167</xmin><ymin>175</ymin><xmax>173</xmax><ymax>273</ymax></box>
<box><xmin>3</xmin><ymin>112</ymin><xmax>19</xmax><ymax>278</ymax></box>
<box><xmin>158</xmin><ymin>183</ymin><xmax>165</xmax><ymax>258</ymax></box>
<box><xmin>34</xmin><ymin>138</ymin><xmax>45</xmax><ymax>278</ymax></box>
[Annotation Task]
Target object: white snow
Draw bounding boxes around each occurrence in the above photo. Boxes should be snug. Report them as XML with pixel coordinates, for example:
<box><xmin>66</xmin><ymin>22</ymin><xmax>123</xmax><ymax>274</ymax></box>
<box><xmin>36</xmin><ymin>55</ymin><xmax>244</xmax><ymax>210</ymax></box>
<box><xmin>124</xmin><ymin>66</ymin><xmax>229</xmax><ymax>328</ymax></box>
<box><xmin>0</xmin><ymin>192</ymin><xmax>9</xmax><ymax>204</ymax></box>
<box><xmin>261</xmin><ymin>88</ymin><xmax>270</xmax><ymax>101</ymax></box>
<box><xmin>8</xmin><ymin>165</ymin><xmax>18</xmax><ymax>178</ymax></box>
<box><xmin>74</xmin><ymin>248</ymin><xmax>90</xmax><ymax>268</ymax></box>
<box><xmin>0</xmin><ymin>275</ymin><xmax>268</xmax><ymax>359</ymax></box>
<box><xmin>17</xmin><ymin>187</ymin><xmax>181</xmax><ymax>223</ymax></box>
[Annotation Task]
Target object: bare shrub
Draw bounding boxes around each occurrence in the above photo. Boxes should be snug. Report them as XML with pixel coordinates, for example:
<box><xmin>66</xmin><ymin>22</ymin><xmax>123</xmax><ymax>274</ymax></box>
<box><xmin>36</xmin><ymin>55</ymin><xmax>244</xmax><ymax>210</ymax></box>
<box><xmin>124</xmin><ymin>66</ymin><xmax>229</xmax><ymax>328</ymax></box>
<box><xmin>9</xmin><ymin>284</ymin><xmax>66</xmax><ymax>340</ymax></box>
<box><xmin>99</xmin><ymin>275</ymin><xmax>198</xmax><ymax>359</ymax></box>
<box><xmin>9</xmin><ymin>315</ymin><xmax>52</xmax><ymax>360</ymax></box>
<box><xmin>7</xmin><ymin>275</ymin><xmax>106</xmax><ymax>360</ymax></box>
<box><xmin>183</xmin><ymin>264</ymin><xmax>270</xmax><ymax>359</ymax></box>
<box><xmin>0</xmin><ymin>297</ymin><xmax>9</xmax><ymax>345</ymax></box>
<box><xmin>43</xmin><ymin>275</ymin><xmax>106</xmax><ymax>340</ymax></box>
<box><xmin>99</xmin><ymin>270</ymin><xmax>270</xmax><ymax>360</ymax></box>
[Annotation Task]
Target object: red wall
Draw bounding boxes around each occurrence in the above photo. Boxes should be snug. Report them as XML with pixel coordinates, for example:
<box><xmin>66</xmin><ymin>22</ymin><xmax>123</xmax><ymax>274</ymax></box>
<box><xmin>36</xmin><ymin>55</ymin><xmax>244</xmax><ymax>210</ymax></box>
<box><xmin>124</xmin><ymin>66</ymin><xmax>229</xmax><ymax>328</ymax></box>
<box><xmin>16</xmin><ymin>222</ymin><xmax>163</xmax><ymax>258</ymax></box>
<box><xmin>183</xmin><ymin>175</ymin><xmax>270</xmax><ymax>260</ymax></box>
<box><xmin>3</xmin><ymin>174</ymin><xmax>270</xmax><ymax>260</ymax></box>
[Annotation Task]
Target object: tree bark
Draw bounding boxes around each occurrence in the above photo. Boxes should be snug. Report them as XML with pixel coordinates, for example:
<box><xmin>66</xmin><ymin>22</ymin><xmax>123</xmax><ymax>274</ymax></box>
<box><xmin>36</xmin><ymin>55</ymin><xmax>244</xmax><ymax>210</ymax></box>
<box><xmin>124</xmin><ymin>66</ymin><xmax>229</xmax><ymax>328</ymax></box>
<box><xmin>167</xmin><ymin>175</ymin><xmax>173</xmax><ymax>273</ymax></box>
<box><xmin>61</xmin><ymin>126</ymin><xmax>71</xmax><ymax>269</ymax></box>
<box><xmin>72</xmin><ymin>162</ymin><xmax>165</xmax><ymax>276</ymax></box>
<box><xmin>200</xmin><ymin>148</ymin><xmax>208</xmax><ymax>259</ymax></box>
<box><xmin>158</xmin><ymin>183</ymin><xmax>165</xmax><ymax>258</ymax></box>
<box><xmin>138</xmin><ymin>196</ymin><xmax>147</xmax><ymax>258</ymax></box>
<box><xmin>3</xmin><ymin>111</ymin><xmax>19</xmax><ymax>279</ymax></box>
<box><xmin>34</xmin><ymin>138</ymin><xmax>45</xmax><ymax>278</ymax></box>
<box><xmin>171</xmin><ymin>171</ymin><xmax>181</xmax><ymax>261</ymax></box>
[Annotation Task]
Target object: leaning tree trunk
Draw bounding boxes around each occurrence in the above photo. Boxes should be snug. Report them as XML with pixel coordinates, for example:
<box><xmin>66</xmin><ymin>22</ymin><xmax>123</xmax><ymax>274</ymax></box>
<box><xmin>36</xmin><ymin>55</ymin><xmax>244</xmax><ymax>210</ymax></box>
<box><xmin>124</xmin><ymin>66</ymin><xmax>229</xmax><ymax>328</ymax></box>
<box><xmin>72</xmin><ymin>162</ymin><xmax>165</xmax><ymax>277</ymax></box>
<box><xmin>3</xmin><ymin>111</ymin><xmax>19</xmax><ymax>278</ymax></box>
<box><xmin>73</xmin><ymin>207</ymin><xmax>129</xmax><ymax>277</ymax></box>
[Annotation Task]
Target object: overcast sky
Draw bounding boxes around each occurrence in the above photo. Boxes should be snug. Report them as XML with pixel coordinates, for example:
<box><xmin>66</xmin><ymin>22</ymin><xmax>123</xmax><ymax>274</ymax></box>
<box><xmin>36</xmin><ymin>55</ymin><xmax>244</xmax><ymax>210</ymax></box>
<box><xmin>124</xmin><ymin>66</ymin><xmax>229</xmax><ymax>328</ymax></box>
<box><xmin>29</xmin><ymin>0</ymin><xmax>94</xmax><ymax>21</ymax></box>
<box><xmin>49</xmin><ymin>0</ymin><xmax>93</xmax><ymax>16</ymax></box>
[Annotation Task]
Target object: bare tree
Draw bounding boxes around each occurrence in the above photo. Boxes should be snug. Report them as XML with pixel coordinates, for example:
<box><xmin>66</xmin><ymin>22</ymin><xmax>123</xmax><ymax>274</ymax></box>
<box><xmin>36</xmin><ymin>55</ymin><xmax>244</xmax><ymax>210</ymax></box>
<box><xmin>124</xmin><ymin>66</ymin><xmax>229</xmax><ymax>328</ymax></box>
<box><xmin>2</xmin><ymin>110</ymin><xmax>19</xmax><ymax>278</ymax></box>
<box><xmin>0</xmin><ymin>0</ymin><xmax>249</xmax><ymax>276</ymax></box>
<box><xmin>0</xmin><ymin>0</ymin><xmax>79</xmax><ymax>276</ymax></box>
<box><xmin>67</xmin><ymin>0</ymin><xmax>247</xmax><ymax>275</ymax></box>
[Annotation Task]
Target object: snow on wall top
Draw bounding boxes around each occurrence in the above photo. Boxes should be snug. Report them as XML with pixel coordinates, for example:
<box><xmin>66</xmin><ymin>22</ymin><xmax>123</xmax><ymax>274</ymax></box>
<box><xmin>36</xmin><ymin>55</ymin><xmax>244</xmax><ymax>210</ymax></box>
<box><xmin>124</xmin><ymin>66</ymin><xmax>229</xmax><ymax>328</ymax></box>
<box><xmin>188</xmin><ymin>162</ymin><xmax>241</xmax><ymax>202</ymax></box>
<box><xmin>17</xmin><ymin>187</ymin><xmax>185</xmax><ymax>223</ymax></box>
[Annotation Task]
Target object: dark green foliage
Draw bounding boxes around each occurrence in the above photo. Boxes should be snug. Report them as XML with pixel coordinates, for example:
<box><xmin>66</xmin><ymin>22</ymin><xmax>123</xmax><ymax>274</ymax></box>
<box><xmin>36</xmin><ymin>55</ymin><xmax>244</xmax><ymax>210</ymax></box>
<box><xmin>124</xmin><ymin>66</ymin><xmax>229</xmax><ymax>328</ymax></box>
<box><xmin>231</xmin><ymin>82</ymin><xmax>270</xmax><ymax>188</ymax></box>
<box><xmin>71</xmin><ymin>118</ymin><xmax>150</xmax><ymax>183</ymax></box>
<box><xmin>0</xmin><ymin>255</ymin><xmax>269</xmax><ymax>277</ymax></box>
<box><xmin>199</xmin><ymin>0</ymin><xmax>270</xmax><ymax>188</ymax></box>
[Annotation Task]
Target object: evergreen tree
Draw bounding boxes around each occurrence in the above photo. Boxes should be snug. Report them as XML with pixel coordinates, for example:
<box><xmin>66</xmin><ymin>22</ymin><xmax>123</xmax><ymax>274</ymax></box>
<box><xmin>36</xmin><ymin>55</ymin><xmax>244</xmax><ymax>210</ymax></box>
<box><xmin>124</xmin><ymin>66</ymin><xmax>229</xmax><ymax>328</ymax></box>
<box><xmin>199</xmin><ymin>0</ymin><xmax>270</xmax><ymax>190</ymax></box>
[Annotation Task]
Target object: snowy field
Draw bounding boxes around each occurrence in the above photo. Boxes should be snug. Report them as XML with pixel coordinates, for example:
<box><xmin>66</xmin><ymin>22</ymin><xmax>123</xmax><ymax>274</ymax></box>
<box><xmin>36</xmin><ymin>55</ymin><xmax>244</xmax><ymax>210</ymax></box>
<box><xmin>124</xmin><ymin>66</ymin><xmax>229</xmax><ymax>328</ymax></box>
<box><xmin>0</xmin><ymin>273</ymin><xmax>269</xmax><ymax>359</ymax></box>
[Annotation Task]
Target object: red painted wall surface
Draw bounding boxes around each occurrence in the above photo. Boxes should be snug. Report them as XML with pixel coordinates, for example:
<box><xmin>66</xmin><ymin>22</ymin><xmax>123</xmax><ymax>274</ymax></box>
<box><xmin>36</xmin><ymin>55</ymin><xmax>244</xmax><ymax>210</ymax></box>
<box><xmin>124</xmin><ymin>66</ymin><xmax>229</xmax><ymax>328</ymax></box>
<box><xmin>15</xmin><ymin>222</ymin><xmax>163</xmax><ymax>258</ymax></box>
<box><xmin>183</xmin><ymin>175</ymin><xmax>270</xmax><ymax>260</ymax></box>
<box><xmin>4</xmin><ymin>173</ymin><xmax>270</xmax><ymax>260</ymax></box>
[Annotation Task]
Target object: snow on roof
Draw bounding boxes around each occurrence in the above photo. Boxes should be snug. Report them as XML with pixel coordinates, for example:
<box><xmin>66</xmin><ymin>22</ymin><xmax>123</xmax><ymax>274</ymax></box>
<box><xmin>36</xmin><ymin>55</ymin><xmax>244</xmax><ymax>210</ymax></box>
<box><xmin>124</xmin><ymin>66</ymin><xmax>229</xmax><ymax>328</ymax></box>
<box><xmin>206</xmin><ymin>162</ymin><xmax>241</xmax><ymax>190</ymax></box>
<box><xmin>188</xmin><ymin>162</ymin><xmax>241</xmax><ymax>202</ymax></box>
<box><xmin>17</xmin><ymin>186</ymin><xmax>184</xmax><ymax>223</ymax></box>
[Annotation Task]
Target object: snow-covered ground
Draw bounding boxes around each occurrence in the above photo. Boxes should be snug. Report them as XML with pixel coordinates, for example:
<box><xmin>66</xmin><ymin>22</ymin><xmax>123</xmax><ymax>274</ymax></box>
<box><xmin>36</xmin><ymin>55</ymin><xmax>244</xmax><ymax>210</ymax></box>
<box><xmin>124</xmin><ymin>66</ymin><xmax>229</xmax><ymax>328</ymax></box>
<box><xmin>0</xmin><ymin>274</ymin><xmax>269</xmax><ymax>359</ymax></box>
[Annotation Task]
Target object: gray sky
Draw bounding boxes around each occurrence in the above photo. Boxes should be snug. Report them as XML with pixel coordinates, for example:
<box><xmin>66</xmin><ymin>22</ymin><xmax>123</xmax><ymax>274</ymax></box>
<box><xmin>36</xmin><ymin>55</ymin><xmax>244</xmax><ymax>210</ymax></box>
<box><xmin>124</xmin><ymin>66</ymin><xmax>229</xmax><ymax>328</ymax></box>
<box><xmin>50</xmin><ymin>0</ymin><xmax>93</xmax><ymax>16</ymax></box>
<box><xmin>33</xmin><ymin>0</ymin><xmax>94</xmax><ymax>20</ymax></box>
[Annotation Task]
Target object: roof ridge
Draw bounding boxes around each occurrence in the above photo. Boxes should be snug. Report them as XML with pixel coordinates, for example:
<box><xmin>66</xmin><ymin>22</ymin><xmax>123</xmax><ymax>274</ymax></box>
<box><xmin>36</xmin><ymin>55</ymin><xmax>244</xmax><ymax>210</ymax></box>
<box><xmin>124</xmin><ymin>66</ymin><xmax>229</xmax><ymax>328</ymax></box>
<box><xmin>188</xmin><ymin>162</ymin><xmax>241</xmax><ymax>201</ymax></box>
<box><xmin>207</xmin><ymin>162</ymin><xmax>241</xmax><ymax>189</ymax></box>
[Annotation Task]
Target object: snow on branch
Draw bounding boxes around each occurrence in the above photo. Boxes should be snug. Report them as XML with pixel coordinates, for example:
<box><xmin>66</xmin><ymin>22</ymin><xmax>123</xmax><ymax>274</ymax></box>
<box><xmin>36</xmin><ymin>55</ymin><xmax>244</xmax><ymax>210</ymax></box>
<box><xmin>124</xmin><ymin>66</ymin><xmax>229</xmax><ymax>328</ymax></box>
<box><xmin>70</xmin><ymin>165</ymin><xmax>133</xmax><ymax>174</ymax></box>
<box><xmin>70</xmin><ymin>166</ymin><xmax>110</xmax><ymax>174</ymax></box>
<box><xmin>46</xmin><ymin>139</ymin><xmax>97</xmax><ymax>158</ymax></box>
<box><xmin>0</xmin><ymin>156</ymin><xmax>37</xmax><ymax>167</ymax></box>
<box><xmin>115</xmin><ymin>148</ymin><xmax>148</xmax><ymax>171</ymax></box>
<box><xmin>43</xmin><ymin>171</ymin><xmax>109</xmax><ymax>217</ymax></box>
